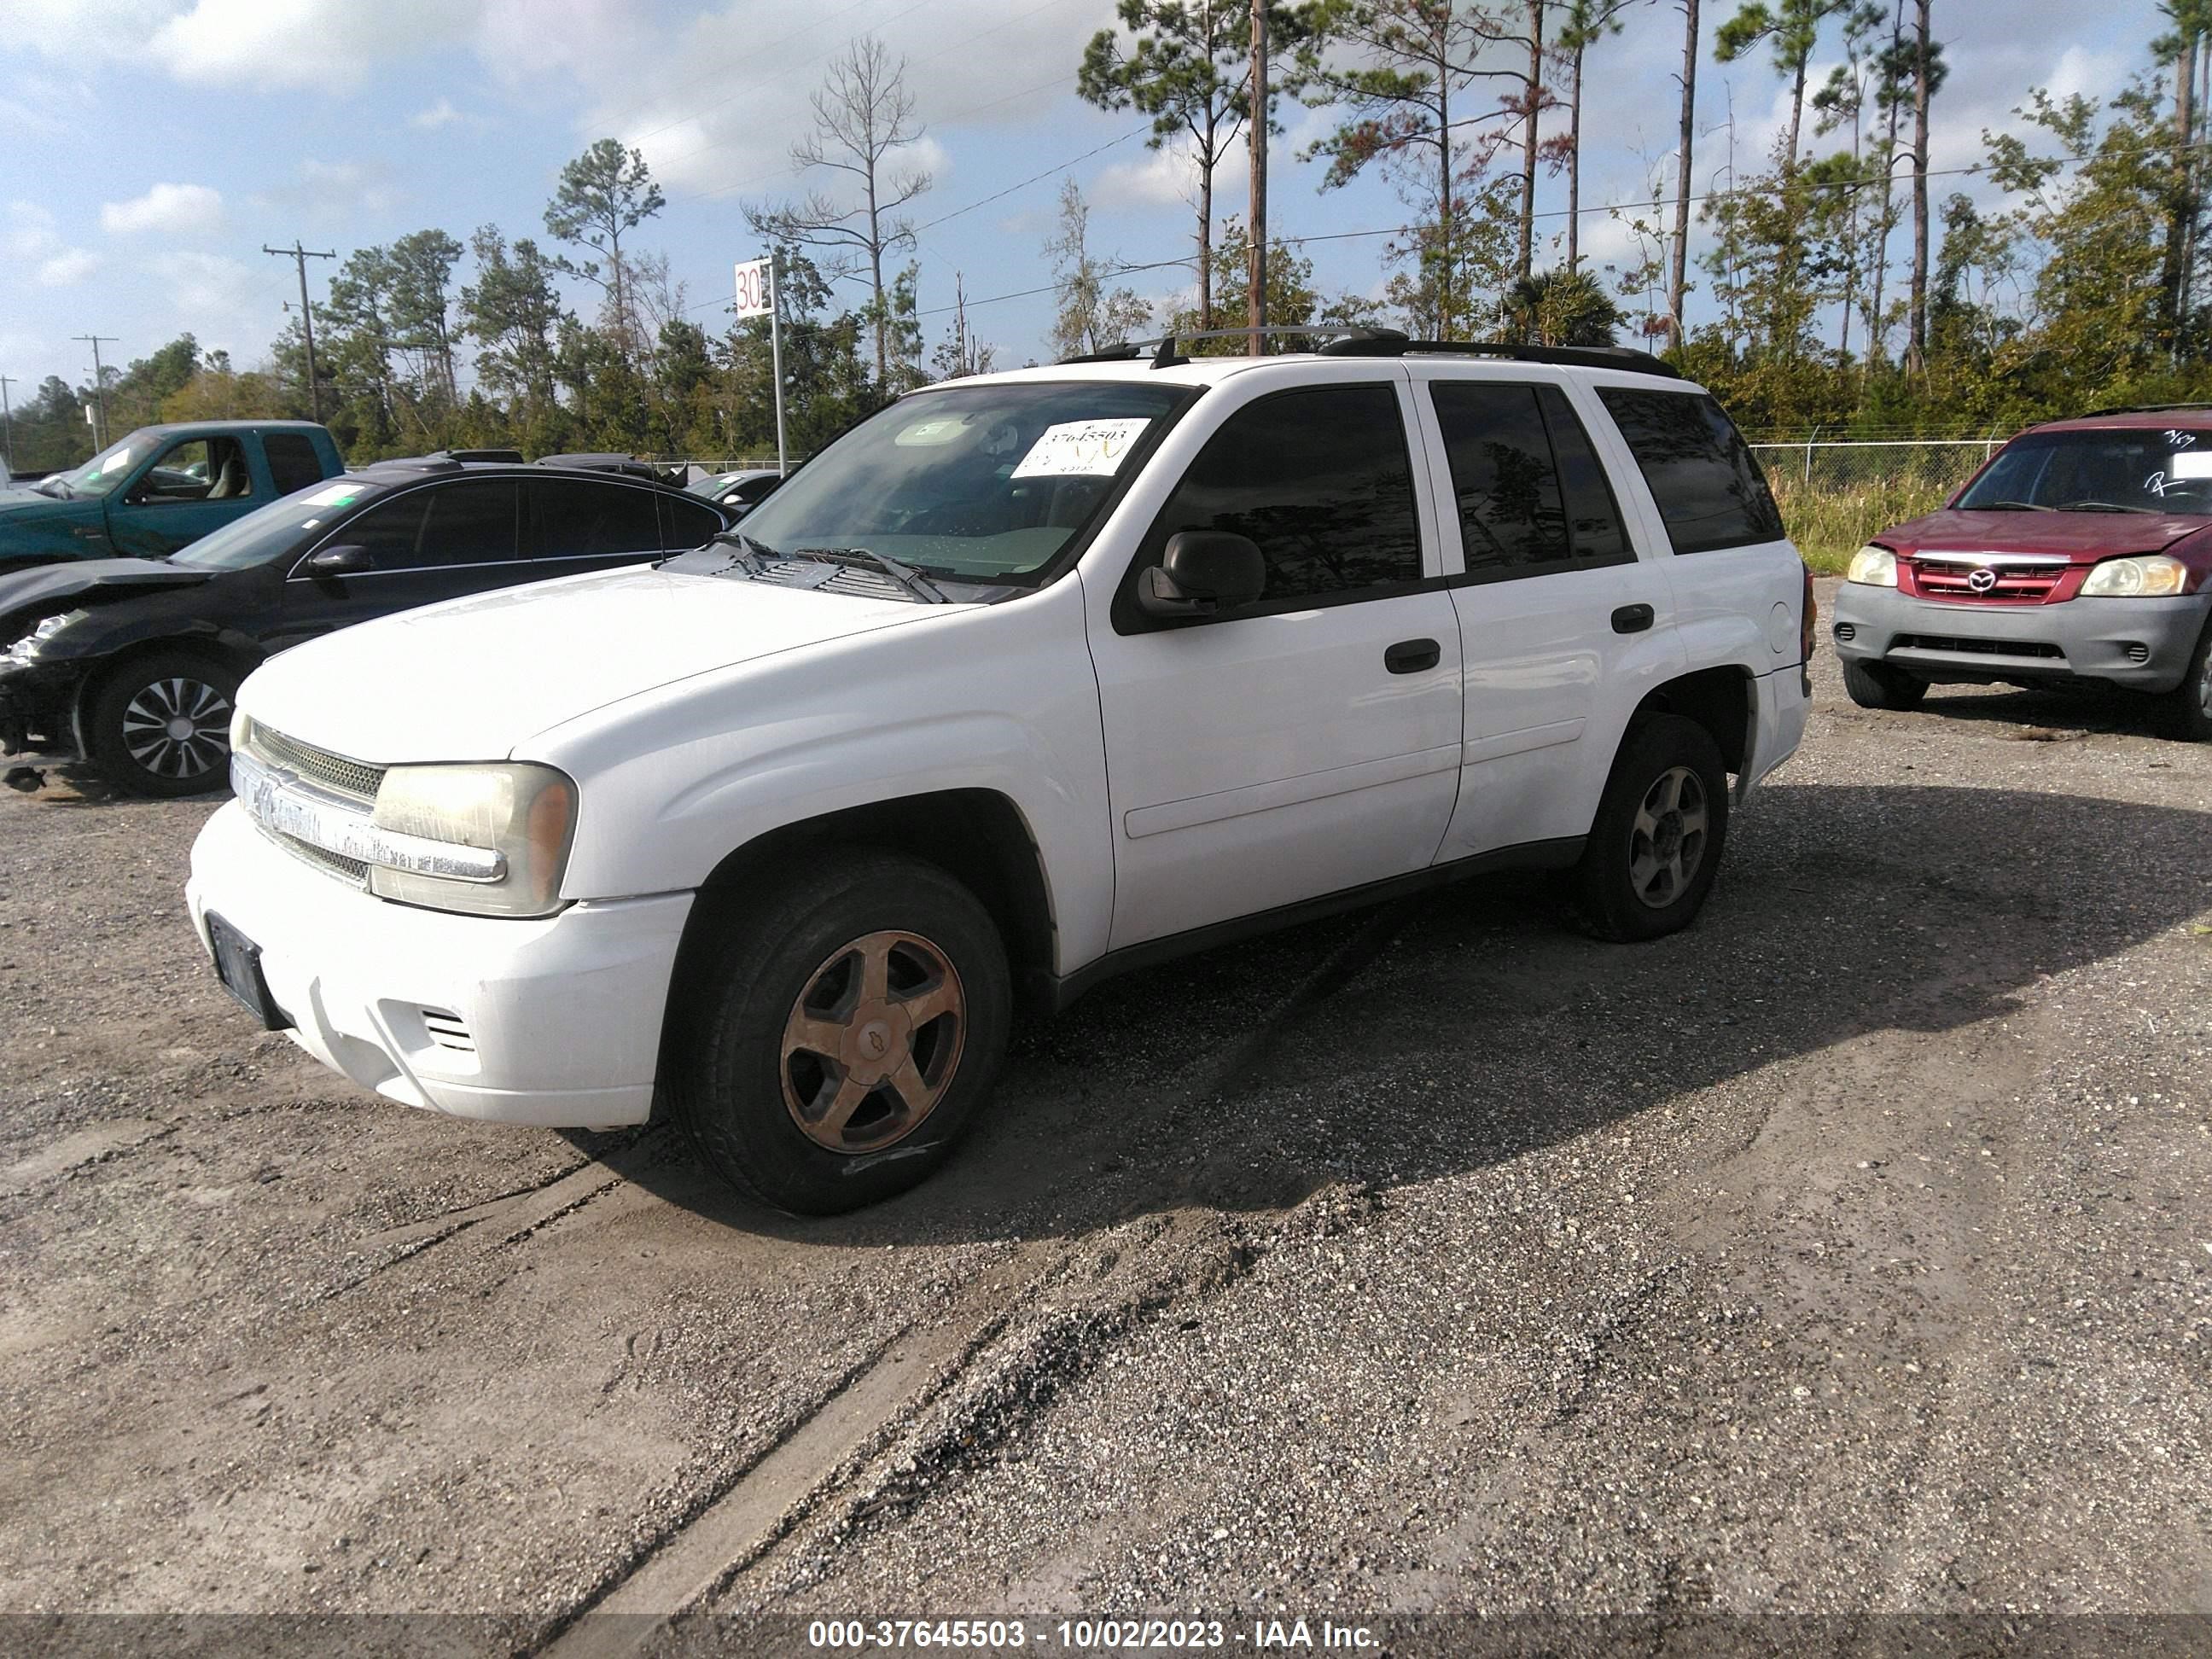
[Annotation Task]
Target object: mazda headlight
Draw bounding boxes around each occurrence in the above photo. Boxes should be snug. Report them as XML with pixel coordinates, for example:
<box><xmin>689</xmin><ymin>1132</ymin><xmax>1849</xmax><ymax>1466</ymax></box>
<box><xmin>1845</xmin><ymin>545</ymin><xmax>1897</xmax><ymax>586</ymax></box>
<box><xmin>2080</xmin><ymin>554</ymin><xmax>2189</xmax><ymax>597</ymax></box>
<box><xmin>367</xmin><ymin>763</ymin><xmax>577</xmax><ymax>917</ymax></box>
<box><xmin>5</xmin><ymin>612</ymin><xmax>81</xmax><ymax>663</ymax></box>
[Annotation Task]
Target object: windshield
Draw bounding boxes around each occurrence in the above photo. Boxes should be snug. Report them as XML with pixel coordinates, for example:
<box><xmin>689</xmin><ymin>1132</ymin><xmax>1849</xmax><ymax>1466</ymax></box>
<box><xmin>51</xmin><ymin>431</ymin><xmax>153</xmax><ymax>499</ymax></box>
<box><xmin>731</xmin><ymin>381</ymin><xmax>1194</xmax><ymax>583</ymax></box>
<box><xmin>1956</xmin><ymin>428</ymin><xmax>2212</xmax><ymax>514</ymax></box>
<box><xmin>169</xmin><ymin>478</ymin><xmax>384</xmax><ymax>569</ymax></box>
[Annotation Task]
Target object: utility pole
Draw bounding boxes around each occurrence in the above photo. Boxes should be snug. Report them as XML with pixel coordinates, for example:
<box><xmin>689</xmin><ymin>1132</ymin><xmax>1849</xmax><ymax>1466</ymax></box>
<box><xmin>0</xmin><ymin>375</ymin><xmax>15</xmax><ymax>478</ymax></box>
<box><xmin>73</xmin><ymin>335</ymin><xmax>117</xmax><ymax>449</ymax></box>
<box><xmin>1247</xmin><ymin>0</ymin><xmax>1268</xmax><ymax>356</ymax></box>
<box><xmin>264</xmin><ymin>241</ymin><xmax>336</xmax><ymax>421</ymax></box>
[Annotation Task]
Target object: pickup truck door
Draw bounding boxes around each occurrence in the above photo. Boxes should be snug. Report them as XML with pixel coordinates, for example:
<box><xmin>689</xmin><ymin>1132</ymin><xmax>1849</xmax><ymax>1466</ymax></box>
<box><xmin>1083</xmin><ymin>367</ymin><xmax>1465</xmax><ymax>952</ymax></box>
<box><xmin>1404</xmin><ymin>369</ymin><xmax>1683</xmax><ymax>859</ymax></box>
<box><xmin>105</xmin><ymin>434</ymin><xmax>265</xmax><ymax>560</ymax></box>
<box><xmin>271</xmin><ymin>477</ymin><xmax>527</xmax><ymax>650</ymax></box>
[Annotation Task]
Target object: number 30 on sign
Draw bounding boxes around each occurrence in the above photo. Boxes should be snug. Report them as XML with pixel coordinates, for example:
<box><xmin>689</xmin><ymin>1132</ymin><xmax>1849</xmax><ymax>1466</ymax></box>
<box><xmin>733</xmin><ymin>257</ymin><xmax>774</xmax><ymax>320</ymax></box>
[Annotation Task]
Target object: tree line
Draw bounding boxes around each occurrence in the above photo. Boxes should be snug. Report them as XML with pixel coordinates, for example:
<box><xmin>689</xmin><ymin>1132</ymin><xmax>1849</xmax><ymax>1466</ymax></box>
<box><xmin>8</xmin><ymin>2</ymin><xmax>2210</xmax><ymax>476</ymax></box>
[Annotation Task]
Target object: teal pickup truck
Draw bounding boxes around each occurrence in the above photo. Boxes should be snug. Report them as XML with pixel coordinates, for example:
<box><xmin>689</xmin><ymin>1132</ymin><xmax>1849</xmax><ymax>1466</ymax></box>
<box><xmin>0</xmin><ymin>421</ymin><xmax>345</xmax><ymax>576</ymax></box>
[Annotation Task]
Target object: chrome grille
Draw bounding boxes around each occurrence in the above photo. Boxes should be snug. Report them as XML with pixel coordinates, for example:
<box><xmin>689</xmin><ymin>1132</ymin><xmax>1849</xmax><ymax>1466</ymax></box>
<box><xmin>248</xmin><ymin>723</ymin><xmax>386</xmax><ymax>802</ymax></box>
<box><xmin>273</xmin><ymin>830</ymin><xmax>370</xmax><ymax>888</ymax></box>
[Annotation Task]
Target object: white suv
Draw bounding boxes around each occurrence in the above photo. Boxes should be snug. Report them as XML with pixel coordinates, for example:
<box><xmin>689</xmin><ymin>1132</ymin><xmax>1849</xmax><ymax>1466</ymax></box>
<box><xmin>186</xmin><ymin>335</ymin><xmax>1812</xmax><ymax>1213</ymax></box>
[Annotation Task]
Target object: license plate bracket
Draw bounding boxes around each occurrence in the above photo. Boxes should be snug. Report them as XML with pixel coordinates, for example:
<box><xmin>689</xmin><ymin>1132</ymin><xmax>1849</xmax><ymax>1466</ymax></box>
<box><xmin>206</xmin><ymin>913</ymin><xmax>292</xmax><ymax>1032</ymax></box>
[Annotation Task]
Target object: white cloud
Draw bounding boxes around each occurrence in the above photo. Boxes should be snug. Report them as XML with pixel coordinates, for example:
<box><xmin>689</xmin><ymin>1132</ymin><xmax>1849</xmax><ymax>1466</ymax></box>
<box><xmin>252</xmin><ymin>159</ymin><xmax>401</xmax><ymax>224</ymax></box>
<box><xmin>38</xmin><ymin>248</ymin><xmax>103</xmax><ymax>286</ymax></box>
<box><xmin>101</xmin><ymin>182</ymin><xmax>225</xmax><ymax>236</ymax></box>
<box><xmin>1095</xmin><ymin>141</ymin><xmax>1200</xmax><ymax>213</ymax></box>
<box><xmin>410</xmin><ymin>97</ymin><xmax>464</xmax><ymax>130</ymax></box>
<box><xmin>151</xmin><ymin>0</ymin><xmax>479</xmax><ymax>90</ymax></box>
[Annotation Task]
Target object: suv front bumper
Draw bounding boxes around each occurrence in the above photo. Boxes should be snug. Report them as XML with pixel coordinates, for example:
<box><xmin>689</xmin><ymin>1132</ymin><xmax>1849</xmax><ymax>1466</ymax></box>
<box><xmin>186</xmin><ymin>800</ymin><xmax>692</xmax><ymax>1128</ymax></box>
<box><xmin>1829</xmin><ymin>585</ymin><xmax>2209</xmax><ymax>693</ymax></box>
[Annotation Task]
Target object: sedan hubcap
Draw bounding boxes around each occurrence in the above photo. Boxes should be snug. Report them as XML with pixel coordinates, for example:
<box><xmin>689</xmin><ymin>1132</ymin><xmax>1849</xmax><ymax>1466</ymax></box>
<box><xmin>1627</xmin><ymin>765</ymin><xmax>1708</xmax><ymax>910</ymax></box>
<box><xmin>121</xmin><ymin>677</ymin><xmax>231</xmax><ymax>780</ymax></box>
<box><xmin>780</xmin><ymin>929</ymin><xmax>965</xmax><ymax>1154</ymax></box>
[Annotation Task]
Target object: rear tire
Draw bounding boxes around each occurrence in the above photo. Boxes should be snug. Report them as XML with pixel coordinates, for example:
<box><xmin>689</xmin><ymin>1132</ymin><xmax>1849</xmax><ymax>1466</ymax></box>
<box><xmin>1842</xmin><ymin>658</ymin><xmax>1929</xmax><ymax>710</ymax></box>
<box><xmin>83</xmin><ymin>649</ymin><xmax>241</xmax><ymax>799</ymax></box>
<box><xmin>1575</xmin><ymin>714</ymin><xmax>1730</xmax><ymax>943</ymax></box>
<box><xmin>664</xmin><ymin>851</ymin><xmax>1011</xmax><ymax>1215</ymax></box>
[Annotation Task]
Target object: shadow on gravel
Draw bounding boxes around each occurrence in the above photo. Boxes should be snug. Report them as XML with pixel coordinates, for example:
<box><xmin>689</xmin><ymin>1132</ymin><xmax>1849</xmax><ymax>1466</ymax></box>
<box><xmin>501</xmin><ymin>782</ymin><xmax>2212</xmax><ymax>1249</ymax></box>
<box><xmin>1898</xmin><ymin>681</ymin><xmax>2182</xmax><ymax>739</ymax></box>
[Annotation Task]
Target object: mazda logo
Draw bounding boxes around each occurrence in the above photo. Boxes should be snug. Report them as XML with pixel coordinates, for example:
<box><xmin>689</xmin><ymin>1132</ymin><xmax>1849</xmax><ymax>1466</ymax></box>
<box><xmin>1967</xmin><ymin>567</ymin><xmax>1999</xmax><ymax>592</ymax></box>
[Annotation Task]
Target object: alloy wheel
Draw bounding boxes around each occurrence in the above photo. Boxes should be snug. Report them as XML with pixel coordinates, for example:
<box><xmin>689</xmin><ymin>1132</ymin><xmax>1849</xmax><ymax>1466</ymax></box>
<box><xmin>780</xmin><ymin>929</ymin><xmax>966</xmax><ymax>1153</ymax></box>
<box><xmin>1627</xmin><ymin>764</ymin><xmax>1709</xmax><ymax>910</ymax></box>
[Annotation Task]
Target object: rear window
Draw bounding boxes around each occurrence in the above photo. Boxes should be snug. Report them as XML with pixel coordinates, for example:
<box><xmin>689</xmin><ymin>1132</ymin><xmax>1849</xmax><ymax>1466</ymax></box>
<box><xmin>1598</xmin><ymin>388</ymin><xmax>1784</xmax><ymax>555</ymax></box>
<box><xmin>527</xmin><ymin>477</ymin><xmax>662</xmax><ymax>559</ymax></box>
<box><xmin>263</xmin><ymin>432</ymin><xmax>327</xmax><ymax>496</ymax></box>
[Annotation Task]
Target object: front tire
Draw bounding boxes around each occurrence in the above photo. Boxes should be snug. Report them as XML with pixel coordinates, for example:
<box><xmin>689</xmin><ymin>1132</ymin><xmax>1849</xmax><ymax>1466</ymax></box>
<box><xmin>665</xmin><ymin>852</ymin><xmax>1012</xmax><ymax>1215</ymax></box>
<box><xmin>1842</xmin><ymin>658</ymin><xmax>1929</xmax><ymax>710</ymax></box>
<box><xmin>2164</xmin><ymin>613</ymin><xmax>2212</xmax><ymax>742</ymax></box>
<box><xmin>83</xmin><ymin>649</ymin><xmax>241</xmax><ymax>799</ymax></box>
<box><xmin>1575</xmin><ymin>714</ymin><xmax>1731</xmax><ymax>943</ymax></box>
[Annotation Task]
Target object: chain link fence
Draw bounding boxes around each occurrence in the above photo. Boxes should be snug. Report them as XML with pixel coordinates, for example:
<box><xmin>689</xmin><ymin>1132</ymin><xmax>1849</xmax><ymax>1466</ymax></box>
<box><xmin>1747</xmin><ymin>439</ymin><xmax>2005</xmax><ymax>569</ymax></box>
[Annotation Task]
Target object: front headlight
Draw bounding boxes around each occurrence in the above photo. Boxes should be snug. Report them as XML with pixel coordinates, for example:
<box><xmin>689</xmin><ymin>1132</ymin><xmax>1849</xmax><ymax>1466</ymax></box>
<box><xmin>367</xmin><ymin>762</ymin><xmax>577</xmax><ymax>917</ymax></box>
<box><xmin>4</xmin><ymin>612</ymin><xmax>81</xmax><ymax>663</ymax></box>
<box><xmin>2080</xmin><ymin>554</ymin><xmax>2189</xmax><ymax>597</ymax></box>
<box><xmin>1845</xmin><ymin>545</ymin><xmax>1898</xmax><ymax>586</ymax></box>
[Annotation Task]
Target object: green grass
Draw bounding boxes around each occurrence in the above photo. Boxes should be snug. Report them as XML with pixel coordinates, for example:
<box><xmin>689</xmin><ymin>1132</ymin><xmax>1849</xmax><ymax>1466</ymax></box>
<box><xmin>1771</xmin><ymin>479</ymin><xmax>1958</xmax><ymax>573</ymax></box>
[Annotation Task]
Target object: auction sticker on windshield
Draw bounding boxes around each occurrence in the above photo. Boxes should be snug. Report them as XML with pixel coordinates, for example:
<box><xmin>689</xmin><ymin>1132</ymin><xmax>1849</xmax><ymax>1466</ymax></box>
<box><xmin>1011</xmin><ymin>418</ymin><xmax>1152</xmax><ymax>479</ymax></box>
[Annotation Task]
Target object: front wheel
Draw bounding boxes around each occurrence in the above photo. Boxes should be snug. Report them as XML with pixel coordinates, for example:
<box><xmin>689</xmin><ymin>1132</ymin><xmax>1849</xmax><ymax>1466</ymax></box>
<box><xmin>665</xmin><ymin>851</ymin><xmax>1012</xmax><ymax>1214</ymax></box>
<box><xmin>83</xmin><ymin>649</ymin><xmax>241</xmax><ymax>798</ymax></box>
<box><xmin>1574</xmin><ymin>714</ymin><xmax>1731</xmax><ymax>943</ymax></box>
<box><xmin>2164</xmin><ymin>613</ymin><xmax>2212</xmax><ymax>742</ymax></box>
<box><xmin>1842</xmin><ymin>658</ymin><xmax>1929</xmax><ymax>710</ymax></box>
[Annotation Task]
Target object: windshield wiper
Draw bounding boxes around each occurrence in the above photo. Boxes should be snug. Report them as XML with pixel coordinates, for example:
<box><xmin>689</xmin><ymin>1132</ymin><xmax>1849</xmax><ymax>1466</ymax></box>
<box><xmin>692</xmin><ymin>528</ymin><xmax>783</xmax><ymax>574</ymax></box>
<box><xmin>2055</xmin><ymin>500</ymin><xmax>2157</xmax><ymax>514</ymax></box>
<box><xmin>794</xmin><ymin>546</ymin><xmax>951</xmax><ymax>603</ymax></box>
<box><xmin>1976</xmin><ymin>499</ymin><xmax>2052</xmax><ymax>511</ymax></box>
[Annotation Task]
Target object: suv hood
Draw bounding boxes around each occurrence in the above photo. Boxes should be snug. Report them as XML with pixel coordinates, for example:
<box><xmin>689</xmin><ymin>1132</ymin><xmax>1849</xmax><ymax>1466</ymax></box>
<box><xmin>239</xmin><ymin>565</ymin><xmax>961</xmax><ymax>764</ymax></box>
<box><xmin>1883</xmin><ymin>507</ymin><xmax>2211</xmax><ymax>562</ymax></box>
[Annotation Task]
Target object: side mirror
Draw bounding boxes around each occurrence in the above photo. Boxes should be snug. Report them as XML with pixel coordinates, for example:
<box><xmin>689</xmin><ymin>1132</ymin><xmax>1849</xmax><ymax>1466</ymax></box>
<box><xmin>1136</xmin><ymin>531</ymin><xmax>1266</xmax><ymax>620</ymax></box>
<box><xmin>304</xmin><ymin>544</ymin><xmax>371</xmax><ymax>578</ymax></box>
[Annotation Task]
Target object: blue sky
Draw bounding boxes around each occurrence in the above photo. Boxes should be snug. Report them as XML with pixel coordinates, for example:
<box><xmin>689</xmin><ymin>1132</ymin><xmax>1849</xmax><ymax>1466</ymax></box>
<box><xmin>0</xmin><ymin>0</ymin><xmax>2164</xmax><ymax>400</ymax></box>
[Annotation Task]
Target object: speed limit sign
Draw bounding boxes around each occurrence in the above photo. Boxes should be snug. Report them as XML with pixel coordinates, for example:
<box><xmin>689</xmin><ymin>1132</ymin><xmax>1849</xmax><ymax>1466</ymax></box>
<box><xmin>733</xmin><ymin>257</ymin><xmax>775</xmax><ymax>319</ymax></box>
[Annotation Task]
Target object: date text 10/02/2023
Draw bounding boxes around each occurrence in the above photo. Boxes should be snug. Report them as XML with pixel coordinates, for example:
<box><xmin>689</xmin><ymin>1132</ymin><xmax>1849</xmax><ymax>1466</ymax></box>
<box><xmin>805</xmin><ymin>1617</ymin><xmax>1381</xmax><ymax>1649</ymax></box>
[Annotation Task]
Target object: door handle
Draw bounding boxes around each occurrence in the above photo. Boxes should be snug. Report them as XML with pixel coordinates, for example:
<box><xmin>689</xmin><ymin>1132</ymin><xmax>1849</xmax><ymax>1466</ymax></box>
<box><xmin>1611</xmin><ymin>603</ymin><xmax>1655</xmax><ymax>634</ymax></box>
<box><xmin>1384</xmin><ymin>637</ymin><xmax>1441</xmax><ymax>674</ymax></box>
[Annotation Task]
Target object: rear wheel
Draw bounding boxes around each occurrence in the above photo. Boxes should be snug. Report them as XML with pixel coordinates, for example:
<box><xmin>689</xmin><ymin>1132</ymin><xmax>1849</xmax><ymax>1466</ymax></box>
<box><xmin>1575</xmin><ymin>714</ymin><xmax>1731</xmax><ymax>943</ymax></box>
<box><xmin>665</xmin><ymin>851</ymin><xmax>1011</xmax><ymax>1214</ymax></box>
<box><xmin>83</xmin><ymin>649</ymin><xmax>241</xmax><ymax>798</ymax></box>
<box><xmin>1842</xmin><ymin>658</ymin><xmax>1929</xmax><ymax>710</ymax></box>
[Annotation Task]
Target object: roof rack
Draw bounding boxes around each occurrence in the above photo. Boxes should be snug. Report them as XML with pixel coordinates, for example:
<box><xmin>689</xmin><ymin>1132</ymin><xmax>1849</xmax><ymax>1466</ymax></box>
<box><xmin>1057</xmin><ymin>325</ymin><xmax>1679</xmax><ymax>379</ymax></box>
<box><xmin>1317</xmin><ymin>332</ymin><xmax>1682</xmax><ymax>378</ymax></box>
<box><xmin>1058</xmin><ymin>325</ymin><xmax>1404</xmax><ymax>370</ymax></box>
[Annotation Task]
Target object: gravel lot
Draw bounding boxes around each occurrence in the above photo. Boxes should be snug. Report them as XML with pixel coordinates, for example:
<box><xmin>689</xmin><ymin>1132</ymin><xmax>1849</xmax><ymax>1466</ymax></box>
<box><xmin>3</xmin><ymin>580</ymin><xmax>2209</xmax><ymax>1648</ymax></box>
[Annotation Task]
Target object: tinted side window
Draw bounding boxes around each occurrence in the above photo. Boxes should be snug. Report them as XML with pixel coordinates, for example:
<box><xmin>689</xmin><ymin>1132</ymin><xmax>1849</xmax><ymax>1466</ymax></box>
<box><xmin>1538</xmin><ymin>387</ymin><xmax>1631</xmax><ymax>566</ymax></box>
<box><xmin>529</xmin><ymin>478</ymin><xmax>663</xmax><ymax>559</ymax></box>
<box><xmin>1146</xmin><ymin>384</ymin><xmax>1421</xmax><ymax>605</ymax></box>
<box><xmin>264</xmin><ymin>433</ymin><xmax>325</xmax><ymax>495</ymax></box>
<box><xmin>1429</xmin><ymin>382</ymin><xmax>1570</xmax><ymax>579</ymax></box>
<box><xmin>659</xmin><ymin>492</ymin><xmax>725</xmax><ymax>552</ymax></box>
<box><xmin>1598</xmin><ymin>388</ymin><xmax>1784</xmax><ymax>554</ymax></box>
<box><xmin>338</xmin><ymin>480</ymin><xmax>519</xmax><ymax>570</ymax></box>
